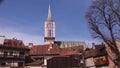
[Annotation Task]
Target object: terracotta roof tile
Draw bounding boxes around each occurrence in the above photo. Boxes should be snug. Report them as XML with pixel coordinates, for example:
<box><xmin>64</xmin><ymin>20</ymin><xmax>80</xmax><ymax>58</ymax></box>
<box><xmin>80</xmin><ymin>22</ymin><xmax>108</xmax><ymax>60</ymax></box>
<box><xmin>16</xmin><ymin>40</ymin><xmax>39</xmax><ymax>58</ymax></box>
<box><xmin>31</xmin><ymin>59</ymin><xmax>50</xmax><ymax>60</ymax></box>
<box><xmin>30</xmin><ymin>44</ymin><xmax>84</xmax><ymax>56</ymax></box>
<box><xmin>60</xmin><ymin>46</ymin><xmax>83</xmax><ymax>56</ymax></box>
<box><xmin>30</xmin><ymin>44</ymin><xmax>61</xmax><ymax>55</ymax></box>
<box><xmin>0</xmin><ymin>39</ymin><xmax>29</xmax><ymax>49</ymax></box>
<box><xmin>84</xmin><ymin>44</ymin><xmax>107</xmax><ymax>58</ymax></box>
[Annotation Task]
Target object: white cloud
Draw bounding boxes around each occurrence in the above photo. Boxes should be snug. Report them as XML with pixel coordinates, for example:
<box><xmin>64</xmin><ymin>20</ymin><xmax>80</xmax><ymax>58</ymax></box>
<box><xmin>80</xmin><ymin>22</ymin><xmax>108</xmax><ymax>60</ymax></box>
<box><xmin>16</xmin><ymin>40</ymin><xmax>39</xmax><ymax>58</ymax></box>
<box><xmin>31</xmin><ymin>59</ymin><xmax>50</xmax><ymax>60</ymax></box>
<box><xmin>0</xmin><ymin>28</ymin><xmax>44</xmax><ymax>45</ymax></box>
<box><xmin>0</xmin><ymin>27</ymin><xmax>102</xmax><ymax>47</ymax></box>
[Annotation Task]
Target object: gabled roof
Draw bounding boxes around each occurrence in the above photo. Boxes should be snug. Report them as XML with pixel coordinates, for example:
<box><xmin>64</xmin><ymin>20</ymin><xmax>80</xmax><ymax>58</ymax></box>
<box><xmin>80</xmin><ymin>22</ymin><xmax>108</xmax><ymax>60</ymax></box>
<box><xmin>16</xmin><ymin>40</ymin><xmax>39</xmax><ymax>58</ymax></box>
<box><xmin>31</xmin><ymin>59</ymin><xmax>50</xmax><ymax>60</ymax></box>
<box><xmin>84</xmin><ymin>44</ymin><xmax>107</xmax><ymax>58</ymax></box>
<box><xmin>30</xmin><ymin>44</ymin><xmax>84</xmax><ymax>56</ymax></box>
<box><xmin>84</xmin><ymin>49</ymin><xmax>95</xmax><ymax>58</ymax></box>
<box><xmin>30</xmin><ymin>44</ymin><xmax>61</xmax><ymax>55</ymax></box>
<box><xmin>0</xmin><ymin>39</ymin><xmax>29</xmax><ymax>49</ymax></box>
<box><xmin>60</xmin><ymin>46</ymin><xmax>83</xmax><ymax>56</ymax></box>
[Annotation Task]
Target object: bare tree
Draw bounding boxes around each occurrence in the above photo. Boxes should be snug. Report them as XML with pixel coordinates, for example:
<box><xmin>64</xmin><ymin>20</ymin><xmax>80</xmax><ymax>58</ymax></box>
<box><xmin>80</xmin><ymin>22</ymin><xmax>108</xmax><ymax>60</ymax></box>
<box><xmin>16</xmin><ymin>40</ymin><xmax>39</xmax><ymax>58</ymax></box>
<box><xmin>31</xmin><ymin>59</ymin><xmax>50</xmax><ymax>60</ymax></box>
<box><xmin>0</xmin><ymin>0</ymin><xmax>3</xmax><ymax>4</ymax></box>
<box><xmin>85</xmin><ymin>0</ymin><xmax>120</xmax><ymax>67</ymax></box>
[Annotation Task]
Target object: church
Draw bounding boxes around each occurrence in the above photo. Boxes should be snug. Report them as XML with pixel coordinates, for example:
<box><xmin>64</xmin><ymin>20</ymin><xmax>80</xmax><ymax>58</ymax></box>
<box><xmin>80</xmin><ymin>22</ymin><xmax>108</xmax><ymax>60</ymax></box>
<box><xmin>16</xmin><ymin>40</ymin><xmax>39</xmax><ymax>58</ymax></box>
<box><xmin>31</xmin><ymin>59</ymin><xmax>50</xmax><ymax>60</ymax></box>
<box><xmin>25</xmin><ymin>4</ymin><xmax>87</xmax><ymax>68</ymax></box>
<box><xmin>44</xmin><ymin>4</ymin><xmax>87</xmax><ymax>49</ymax></box>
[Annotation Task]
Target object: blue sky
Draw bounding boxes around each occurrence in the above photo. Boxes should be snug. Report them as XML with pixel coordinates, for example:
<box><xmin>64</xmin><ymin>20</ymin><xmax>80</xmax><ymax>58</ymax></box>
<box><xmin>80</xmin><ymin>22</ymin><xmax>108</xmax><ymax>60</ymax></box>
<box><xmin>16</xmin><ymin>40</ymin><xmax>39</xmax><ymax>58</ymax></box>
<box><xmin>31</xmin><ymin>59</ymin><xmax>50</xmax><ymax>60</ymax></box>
<box><xmin>0</xmin><ymin>0</ymin><xmax>100</xmax><ymax>47</ymax></box>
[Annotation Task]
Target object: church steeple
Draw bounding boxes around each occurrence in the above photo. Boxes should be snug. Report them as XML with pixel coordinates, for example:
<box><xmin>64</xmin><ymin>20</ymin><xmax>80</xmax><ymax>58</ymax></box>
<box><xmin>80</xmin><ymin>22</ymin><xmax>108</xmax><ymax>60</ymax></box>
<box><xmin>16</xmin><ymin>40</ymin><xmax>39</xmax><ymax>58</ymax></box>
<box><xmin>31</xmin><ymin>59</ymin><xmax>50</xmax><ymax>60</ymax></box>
<box><xmin>44</xmin><ymin>4</ymin><xmax>55</xmax><ymax>44</ymax></box>
<box><xmin>47</xmin><ymin>4</ymin><xmax>52</xmax><ymax>20</ymax></box>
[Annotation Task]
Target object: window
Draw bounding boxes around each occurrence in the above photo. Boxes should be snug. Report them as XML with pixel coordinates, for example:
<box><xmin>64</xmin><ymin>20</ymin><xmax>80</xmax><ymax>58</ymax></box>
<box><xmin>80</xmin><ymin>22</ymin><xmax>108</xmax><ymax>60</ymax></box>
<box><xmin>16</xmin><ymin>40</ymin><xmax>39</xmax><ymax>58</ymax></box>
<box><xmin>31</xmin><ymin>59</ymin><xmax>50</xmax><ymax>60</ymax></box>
<box><xmin>48</xmin><ymin>30</ymin><xmax>52</xmax><ymax>37</ymax></box>
<box><xmin>47</xmin><ymin>23</ymin><xmax>52</xmax><ymax>27</ymax></box>
<box><xmin>4</xmin><ymin>52</ymin><xmax>8</xmax><ymax>57</ymax></box>
<box><xmin>14</xmin><ymin>52</ymin><xmax>19</xmax><ymax>57</ymax></box>
<box><xmin>9</xmin><ymin>52</ymin><xmax>13</xmax><ymax>56</ymax></box>
<box><xmin>1</xmin><ymin>63</ymin><xmax>5</xmax><ymax>66</ymax></box>
<box><xmin>18</xmin><ymin>62</ymin><xmax>23</xmax><ymax>66</ymax></box>
<box><xmin>6</xmin><ymin>62</ymin><xmax>11</xmax><ymax>66</ymax></box>
<box><xmin>0</xmin><ymin>51</ymin><xmax>3</xmax><ymax>57</ymax></box>
<box><xmin>19</xmin><ymin>52</ymin><xmax>24</xmax><ymax>57</ymax></box>
<box><xmin>11</xmin><ymin>62</ymin><xmax>18</xmax><ymax>67</ymax></box>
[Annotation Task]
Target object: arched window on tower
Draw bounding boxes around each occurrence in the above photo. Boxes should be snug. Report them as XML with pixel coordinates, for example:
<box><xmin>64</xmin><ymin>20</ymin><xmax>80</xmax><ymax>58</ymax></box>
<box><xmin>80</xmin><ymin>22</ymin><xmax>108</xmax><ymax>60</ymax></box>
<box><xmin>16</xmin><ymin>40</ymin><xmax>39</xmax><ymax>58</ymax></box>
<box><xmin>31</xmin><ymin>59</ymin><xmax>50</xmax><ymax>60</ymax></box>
<box><xmin>47</xmin><ymin>23</ymin><xmax>54</xmax><ymax>28</ymax></box>
<box><xmin>48</xmin><ymin>30</ymin><xmax>52</xmax><ymax>37</ymax></box>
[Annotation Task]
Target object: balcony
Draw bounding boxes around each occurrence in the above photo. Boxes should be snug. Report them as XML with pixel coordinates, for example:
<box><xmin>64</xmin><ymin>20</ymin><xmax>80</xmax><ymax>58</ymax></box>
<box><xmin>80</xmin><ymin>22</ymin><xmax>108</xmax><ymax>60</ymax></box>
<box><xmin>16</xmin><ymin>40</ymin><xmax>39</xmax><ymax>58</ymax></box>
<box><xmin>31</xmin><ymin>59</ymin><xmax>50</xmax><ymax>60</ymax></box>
<box><xmin>0</xmin><ymin>54</ymin><xmax>25</xmax><ymax>59</ymax></box>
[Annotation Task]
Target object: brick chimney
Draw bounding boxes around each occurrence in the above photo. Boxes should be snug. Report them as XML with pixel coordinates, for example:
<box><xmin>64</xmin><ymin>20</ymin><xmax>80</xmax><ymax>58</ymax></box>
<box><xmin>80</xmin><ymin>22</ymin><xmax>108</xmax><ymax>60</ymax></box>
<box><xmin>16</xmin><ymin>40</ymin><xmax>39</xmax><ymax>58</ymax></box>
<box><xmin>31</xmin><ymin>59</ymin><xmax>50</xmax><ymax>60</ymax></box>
<box><xmin>0</xmin><ymin>36</ymin><xmax>5</xmax><ymax>45</ymax></box>
<box><xmin>92</xmin><ymin>43</ymin><xmax>95</xmax><ymax>50</ymax></box>
<box><xmin>28</xmin><ymin>43</ymin><xmax>33</xmax><ymax>48</ymax></box>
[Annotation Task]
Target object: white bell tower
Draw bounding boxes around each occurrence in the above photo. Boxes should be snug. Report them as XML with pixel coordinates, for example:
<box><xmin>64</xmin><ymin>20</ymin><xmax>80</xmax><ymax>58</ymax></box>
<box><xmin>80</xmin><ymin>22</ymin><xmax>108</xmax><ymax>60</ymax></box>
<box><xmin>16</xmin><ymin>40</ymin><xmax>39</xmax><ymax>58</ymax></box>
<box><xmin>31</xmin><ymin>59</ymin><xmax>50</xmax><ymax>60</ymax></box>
<box><xmin>44</xmin><ymin>4</ymin><xmax>55</xmax><ymax>44</ymax></box>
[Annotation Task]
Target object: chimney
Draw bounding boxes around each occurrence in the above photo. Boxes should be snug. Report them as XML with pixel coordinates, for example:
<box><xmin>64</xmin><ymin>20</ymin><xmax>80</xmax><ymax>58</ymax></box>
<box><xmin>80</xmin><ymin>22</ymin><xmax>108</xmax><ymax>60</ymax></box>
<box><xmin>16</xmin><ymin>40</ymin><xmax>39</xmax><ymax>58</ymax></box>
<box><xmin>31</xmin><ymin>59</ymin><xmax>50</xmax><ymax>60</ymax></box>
<box><xmin>92</xmin><ymin>43</ymin><xmax>95</xmax><ymax>46</ymax></box>
<box><xmin>48</xmin><ymin>43</ymin><xmax>53</xmax><ymax>51</ymax></box>
<box><xmin>101</xmin><ymin>42</ymin><xmax>104</xmax><ymax>45</ymax></box>
<box><xmin>49</xmin><ymin>43</ymin><xmax>53</xmax><ymax>49</ymax></box>
<box><xmin>0</xmin><ymin>36</ymin><xmax>5</xmax><ymax>45</ymax></box>
<box><xmin>28</xmin><ymin>43</ymin><xmax>33</xmax><ymax>48</ymax></box>
<box><xmin>92</xmin><ymin>43</ymin><xmax>95</xmax><ymax>49</ymax></box>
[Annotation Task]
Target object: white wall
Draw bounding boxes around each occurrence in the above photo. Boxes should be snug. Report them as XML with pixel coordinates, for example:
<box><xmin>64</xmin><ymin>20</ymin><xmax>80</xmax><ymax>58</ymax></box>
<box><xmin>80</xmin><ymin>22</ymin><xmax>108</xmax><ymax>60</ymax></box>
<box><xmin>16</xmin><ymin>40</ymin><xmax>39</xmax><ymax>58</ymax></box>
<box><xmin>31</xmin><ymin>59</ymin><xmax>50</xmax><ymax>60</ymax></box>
<box><xmin>0</xmin><ymin>36</ymin><xmax>5</xmax><ymax>44</ymax></box>
<box><xmin>85</xmin><ymin>58</ymin><xmax>95</xmax><ymax>67</ymax></box>
<box><xmin>0</xmin><ymin>67</ymin><xmax>10</xmax><ymax>68</ymax></box>
<box><xmin>25</xmin><ymin>66</ymin><xmax>47</xmax><ymax>68</ymax></box>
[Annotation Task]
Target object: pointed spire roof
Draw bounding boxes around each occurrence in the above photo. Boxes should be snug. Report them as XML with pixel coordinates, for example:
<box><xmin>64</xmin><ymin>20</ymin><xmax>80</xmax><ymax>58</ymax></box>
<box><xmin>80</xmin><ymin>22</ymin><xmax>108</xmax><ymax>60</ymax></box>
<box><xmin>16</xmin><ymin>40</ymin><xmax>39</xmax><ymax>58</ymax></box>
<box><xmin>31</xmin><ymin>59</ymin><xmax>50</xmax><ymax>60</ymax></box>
<box><xmin>47</xmin><ymin>4</ymin><xmax>53</xmax><ymax>20</ymax></box>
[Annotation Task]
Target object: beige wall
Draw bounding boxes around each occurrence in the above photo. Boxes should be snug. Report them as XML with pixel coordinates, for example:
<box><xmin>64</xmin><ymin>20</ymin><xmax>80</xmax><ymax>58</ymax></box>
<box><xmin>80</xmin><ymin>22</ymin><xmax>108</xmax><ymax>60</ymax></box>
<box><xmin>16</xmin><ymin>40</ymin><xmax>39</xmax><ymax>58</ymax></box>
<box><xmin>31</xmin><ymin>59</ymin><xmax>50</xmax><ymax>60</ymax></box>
<box><xmin>85</xmin><ymin>58</ymin><xmax>95</xmax><ymax>68</ymax></box>
<box><xmin>0</xmin><ymin>67</ymin><xmax>10</xmax><ymax>68</ymax></box>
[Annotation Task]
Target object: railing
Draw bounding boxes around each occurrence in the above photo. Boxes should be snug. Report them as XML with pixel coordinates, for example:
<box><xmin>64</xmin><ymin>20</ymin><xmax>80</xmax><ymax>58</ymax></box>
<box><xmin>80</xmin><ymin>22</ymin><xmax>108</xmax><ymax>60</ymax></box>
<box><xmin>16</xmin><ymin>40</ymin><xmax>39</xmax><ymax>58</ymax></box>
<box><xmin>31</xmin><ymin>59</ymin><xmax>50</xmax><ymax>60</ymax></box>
<box><xmin>0</xmin><ymin>55</ymin><xmax>25</xmax><ymax>59</ymax></box>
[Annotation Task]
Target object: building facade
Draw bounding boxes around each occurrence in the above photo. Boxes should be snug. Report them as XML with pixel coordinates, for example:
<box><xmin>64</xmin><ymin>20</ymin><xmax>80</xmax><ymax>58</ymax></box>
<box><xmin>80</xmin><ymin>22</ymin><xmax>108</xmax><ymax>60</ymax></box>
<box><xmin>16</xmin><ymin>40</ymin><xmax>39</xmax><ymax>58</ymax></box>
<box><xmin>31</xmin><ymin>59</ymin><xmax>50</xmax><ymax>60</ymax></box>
<box><xmin>0</xmin><ymin>36</ymin><xmax>29</xmax><ymax>68</ymax></box>
<box><xmin>84</xmin><ymin>43</ymin><xmax>109</xmax><ymax>68</ymax></box>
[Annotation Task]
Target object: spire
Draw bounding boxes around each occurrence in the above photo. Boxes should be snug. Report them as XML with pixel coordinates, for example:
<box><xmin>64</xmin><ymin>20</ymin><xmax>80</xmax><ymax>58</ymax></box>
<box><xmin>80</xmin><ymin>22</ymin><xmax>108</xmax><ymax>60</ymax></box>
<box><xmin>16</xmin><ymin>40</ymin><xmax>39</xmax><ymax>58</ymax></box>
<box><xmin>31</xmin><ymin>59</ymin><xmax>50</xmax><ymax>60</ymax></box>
<box><xmin>47</xmin><ymin>4</ymin><xmax>53</xmax><ymax>20</ymax></box>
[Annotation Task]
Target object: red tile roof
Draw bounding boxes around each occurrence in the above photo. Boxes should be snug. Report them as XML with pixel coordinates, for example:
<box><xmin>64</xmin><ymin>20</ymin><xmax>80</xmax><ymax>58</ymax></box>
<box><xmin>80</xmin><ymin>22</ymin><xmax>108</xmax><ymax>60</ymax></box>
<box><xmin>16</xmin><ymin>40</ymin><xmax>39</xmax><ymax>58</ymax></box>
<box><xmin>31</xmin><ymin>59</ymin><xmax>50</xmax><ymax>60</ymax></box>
<box><xmin>84</xmin><ymin>44</ymin><xmax>107</xmax><ymax>58</ymax></box>
<box><xmin>84</xmin><ymin>49</ymin><xmax>95</xmax><ymax>58</ymax></box>
<box><xmin>0</xmin><ymin>39</ymin><xmax>29</xmax><ymax>49</ymax></box>
<box><xmin>28</xmin><ymin>45</ymin><xmax>84</xmax><ymax>66</ymax></box>
<box><xmin>30</xmin><ymin>44</ymin><xmax>61</xmax><ymax>55</ymax></box>
<box><xmin>60</xmin><ymin>46</ymin><xmax>83</xmax><ymax>56</ymax></box>
<box><xmin>30</xmin><ymin>44</ymin><xmax>84</xmax><ymax>56</ymax></box>
<box><xmin>60</xmin><ymin>51</ymin><xmax>81</xmax><ymax>56</ymax></box>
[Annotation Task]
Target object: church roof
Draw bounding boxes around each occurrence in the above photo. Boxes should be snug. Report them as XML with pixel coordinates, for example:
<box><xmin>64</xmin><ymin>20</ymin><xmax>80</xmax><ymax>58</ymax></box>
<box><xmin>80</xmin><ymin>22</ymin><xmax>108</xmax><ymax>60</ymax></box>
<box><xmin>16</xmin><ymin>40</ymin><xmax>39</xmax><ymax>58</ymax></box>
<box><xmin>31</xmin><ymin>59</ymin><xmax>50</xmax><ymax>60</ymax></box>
<box><xmin>54</xmin><ymin>41</ymin><xmax>87</xmax><ymax>49</ymax></box>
